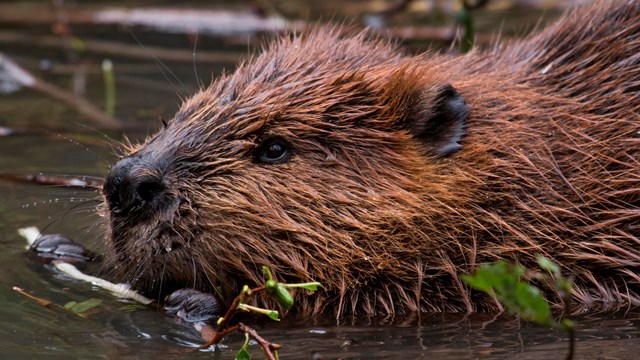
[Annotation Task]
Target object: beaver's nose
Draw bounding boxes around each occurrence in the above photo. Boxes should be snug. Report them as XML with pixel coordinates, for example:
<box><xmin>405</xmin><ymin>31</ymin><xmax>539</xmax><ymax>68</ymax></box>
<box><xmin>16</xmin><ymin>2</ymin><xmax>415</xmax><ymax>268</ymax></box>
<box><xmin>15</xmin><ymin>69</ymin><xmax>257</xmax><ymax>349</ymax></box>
<box><xmin>103</xmin><ymin>156</ymin><xmax>167</xmax><ymax>215</ymax></box>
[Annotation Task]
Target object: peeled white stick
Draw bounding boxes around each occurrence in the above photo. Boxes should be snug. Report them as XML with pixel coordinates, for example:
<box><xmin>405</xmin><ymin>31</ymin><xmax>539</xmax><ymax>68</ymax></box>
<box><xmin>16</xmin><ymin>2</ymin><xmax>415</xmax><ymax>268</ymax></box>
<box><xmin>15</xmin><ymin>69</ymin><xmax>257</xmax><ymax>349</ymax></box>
<box><xmin>18</xmin><ymin>227</ymin><xmax>153</xmax><ymax>305</ymax></box>
<box><xmin>18</xmin><ymin>226</ymin><xmax>41</xmax><ymax>249</ymax></box>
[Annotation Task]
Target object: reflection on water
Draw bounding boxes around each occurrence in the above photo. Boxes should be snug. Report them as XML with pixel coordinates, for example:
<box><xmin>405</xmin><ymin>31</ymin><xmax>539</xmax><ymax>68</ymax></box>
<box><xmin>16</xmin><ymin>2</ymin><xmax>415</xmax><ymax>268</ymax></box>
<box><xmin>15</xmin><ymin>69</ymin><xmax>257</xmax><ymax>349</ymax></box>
<box><xmin>1</xmin><ymin>274</ymin><xmax>640</xmax><ymax>360</ymax></box>
<box><xmin>1</xmin><ymin>1</ymin><xmax>638</xmax><ymax>359</ymax></box>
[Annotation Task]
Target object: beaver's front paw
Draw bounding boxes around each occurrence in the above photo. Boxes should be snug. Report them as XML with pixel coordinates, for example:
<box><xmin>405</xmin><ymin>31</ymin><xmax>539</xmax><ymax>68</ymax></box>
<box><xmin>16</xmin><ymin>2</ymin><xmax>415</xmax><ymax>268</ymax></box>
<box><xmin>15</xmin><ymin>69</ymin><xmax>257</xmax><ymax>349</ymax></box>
<box><xmin>27</xmin><ymin>234</ymin><xmax>95</xmax><ymax>264</ymax></box>
<box><xmin>164</xmin><ymin>288</ymin><xmax>222</xmax><ymax>323</ymax></box>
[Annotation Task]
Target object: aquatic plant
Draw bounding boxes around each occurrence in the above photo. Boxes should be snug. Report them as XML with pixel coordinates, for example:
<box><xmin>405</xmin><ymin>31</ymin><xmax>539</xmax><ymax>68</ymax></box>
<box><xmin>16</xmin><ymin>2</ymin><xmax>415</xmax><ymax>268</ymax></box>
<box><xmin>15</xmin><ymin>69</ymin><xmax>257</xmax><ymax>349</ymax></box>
<box><xmin>463</xmin><ymin>256</ymin><xmax>575</xmax><ymax>360</ymax></box>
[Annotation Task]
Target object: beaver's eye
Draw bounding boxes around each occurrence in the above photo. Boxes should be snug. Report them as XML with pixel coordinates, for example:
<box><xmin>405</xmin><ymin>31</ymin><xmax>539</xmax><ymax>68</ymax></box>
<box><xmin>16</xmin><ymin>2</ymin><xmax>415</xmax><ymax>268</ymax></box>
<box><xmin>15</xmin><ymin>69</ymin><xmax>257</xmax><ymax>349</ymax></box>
<box><xmin>256</xmin><ymin>138</ymin><xmax>290</xmax><ymax>164</ymax></box>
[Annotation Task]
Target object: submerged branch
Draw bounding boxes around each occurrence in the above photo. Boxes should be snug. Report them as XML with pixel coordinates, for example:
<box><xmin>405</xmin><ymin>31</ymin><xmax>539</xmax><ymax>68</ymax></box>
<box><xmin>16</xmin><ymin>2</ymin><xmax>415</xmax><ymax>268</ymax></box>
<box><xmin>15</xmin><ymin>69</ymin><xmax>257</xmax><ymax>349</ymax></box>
<box><xmin>0</xmin><ymin>173</ymin><xmax>104</xmax><ymax>189</ymax></box>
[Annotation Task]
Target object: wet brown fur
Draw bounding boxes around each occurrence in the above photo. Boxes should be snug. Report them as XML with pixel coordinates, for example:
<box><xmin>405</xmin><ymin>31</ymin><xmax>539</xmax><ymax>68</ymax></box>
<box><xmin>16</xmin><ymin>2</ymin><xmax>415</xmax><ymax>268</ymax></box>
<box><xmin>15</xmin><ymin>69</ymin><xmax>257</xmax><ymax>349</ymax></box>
<box><xmin>104</xmin><ymin>0</ymin><xmax>640</xmax><ymax>316</ymax></box>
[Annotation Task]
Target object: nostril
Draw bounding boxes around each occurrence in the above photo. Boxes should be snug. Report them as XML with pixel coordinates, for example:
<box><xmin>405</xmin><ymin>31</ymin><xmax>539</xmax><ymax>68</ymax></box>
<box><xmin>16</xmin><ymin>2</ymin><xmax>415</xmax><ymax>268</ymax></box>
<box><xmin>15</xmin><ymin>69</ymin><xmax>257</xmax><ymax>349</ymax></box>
<box><xmin>104</xmin><ymin>155</ymin><xmax>171</xmax><ymax>215</ymax></box>
<box><xmin>136</xmin><ymin>179</ymin><xmax>165</xmax><ymax>203</ymax></box>
<box><xmin>170</xmin><ymin>241</ymin><xmax>182</xmax><ymax>251</ymax></box>
<box><xmin>103</xmin><ymin>156</ymin><xmax>138</xmax><ymax>212</ymax></box>
<box><xmin>103</xmin><ymin>174</ymin><xmax>123</xmax><ymax>213</ymax></box>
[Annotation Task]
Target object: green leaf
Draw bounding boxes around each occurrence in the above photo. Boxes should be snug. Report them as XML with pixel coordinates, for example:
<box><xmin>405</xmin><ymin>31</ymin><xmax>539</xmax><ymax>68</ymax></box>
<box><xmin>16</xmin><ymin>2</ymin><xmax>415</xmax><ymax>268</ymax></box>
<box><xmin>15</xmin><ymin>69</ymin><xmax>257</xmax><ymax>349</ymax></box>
<box><xmin>63</xmin><ymin>301</ymin><xmax>77</xmax><ymax>310</ymax></box>
<box><xmin>283</xmin><ymin>282</ymin><xmax>323</xmax><ymax>291</ymax></box>
<box><xmin>557</xmin><ymin>277</ymin><xmax>574</xmax><ymax>294</ymax></box>
<box><xmin>264</xmin><ymin>310</ymin><xmax>280</xmax><ymax>321</ymax></box>
<box><xmin>537</xmin><ymin>256</ymin><xmax>560</xmax><ymax>276</ymax></box>
<box><xmin>536</xmin><ymin>256</ymin><xmax>573</xmax><ymax>294</ymax></box>
<box><xmin>236</xmin><ymin>333</ymin><xmax>251</xmax><ymax>360</ymax></box>
<box><xmin>463</xmin><ymin>261</ymin><xmax>557</xmax><ymax>328</ymax></box>
<box><xmin>562</xmin><ymin>318</ymin><xmax>575</xmax><ymax>331</ymax></box>
<box><xmin>236</xmin><ymin>348</ymin><xmax>251</xmax><ymax>360</ymax></box>
<box><xmin>513</xmin><ymin>282</ymin><xmax>553</xmax><ymax>326</ymax></box>
<box><xmin>272</xmin><ymin>284</ymin><xmax>294</xmax><ymax>310</ymax></box>
<box><xmin>462</xmin><ymin>261</ymin><xmax>524</xmax><ymax>295</ymax></box>
<box><xmin>64</xmin><ymin>298</ymin><xmax>103</xmax><ymax>314</ymax></box>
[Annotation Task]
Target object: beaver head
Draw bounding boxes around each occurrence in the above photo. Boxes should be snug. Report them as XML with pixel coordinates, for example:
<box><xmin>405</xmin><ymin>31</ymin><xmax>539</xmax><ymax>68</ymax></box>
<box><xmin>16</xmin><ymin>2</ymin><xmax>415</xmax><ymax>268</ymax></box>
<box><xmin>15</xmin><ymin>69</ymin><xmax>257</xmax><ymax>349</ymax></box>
<box><xmin>102</xmin><ymin>30</ymin><xmax>473</xmax><ymax>314</ymax></box>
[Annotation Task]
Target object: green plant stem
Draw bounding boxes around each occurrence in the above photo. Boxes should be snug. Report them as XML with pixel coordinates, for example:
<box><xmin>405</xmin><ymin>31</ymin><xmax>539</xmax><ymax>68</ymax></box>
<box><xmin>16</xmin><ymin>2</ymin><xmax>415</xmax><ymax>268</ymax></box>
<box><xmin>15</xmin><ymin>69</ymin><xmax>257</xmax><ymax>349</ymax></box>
<box><xmin>102</xmin><ymin>59</ymin><xmax>115</xmax><ymax>117</ymax></box>
<box><xmin>458</xmin><ymin>4</ymin><xmax>473</xmax><ymax>53</ymax></box>
<box><xmin>238</xmin><ymin>303</ymin><xmax>280</xmax><ymax>320</ymax></box>
<box><xmin>561</xmin><ymin>288</ymin><xmax>574</xmax><ymax>360</ymax></box>
<box><xmin>565</xmin><ymin>326</ymin><xmax>575</xmax><ymax>360</ymax></box>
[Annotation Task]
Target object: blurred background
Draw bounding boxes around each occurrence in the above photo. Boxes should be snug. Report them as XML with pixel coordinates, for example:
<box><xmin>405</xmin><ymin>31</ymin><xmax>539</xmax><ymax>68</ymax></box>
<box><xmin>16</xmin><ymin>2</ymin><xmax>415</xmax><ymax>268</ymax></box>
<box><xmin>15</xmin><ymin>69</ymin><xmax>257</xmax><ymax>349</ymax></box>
<box><xmin>0</xmin><ymin>0</ymin><xmax>581</xmax><ymax>137</ymax></box>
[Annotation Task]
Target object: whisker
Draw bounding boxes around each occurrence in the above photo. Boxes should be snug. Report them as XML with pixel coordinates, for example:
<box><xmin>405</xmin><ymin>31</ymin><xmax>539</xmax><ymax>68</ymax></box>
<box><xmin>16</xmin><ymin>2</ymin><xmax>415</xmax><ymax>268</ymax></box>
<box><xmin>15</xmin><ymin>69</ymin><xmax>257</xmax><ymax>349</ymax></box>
<box><xmin>158</xmin><ymin>255</ymin><xmax>168</xmax><ymax>300</ymax></box>
<box><xmin>129</xmin><ymin>255</ymin><xmax>150</xmax><ymax>287</ymax></box>
<box><xmin>191</xmin><ymin>255</ymin><xmax>197</xmax><ymax>289</ymax></box>
<box><xmin>83</xmin><ymin>218</ymin><xmax>108</xmax><ymax>249</ymax></box>
<box><xmin>39</xmin><ymin>200</ymin><xmax>102</xmax><ymax>234</ymax></box>
<box><xmin>200</xmin><ymin>259</ymin><xmax>216</xmax><ymax>293</ymax></box>
<box><xmin>129</xmin><ymin>31</ymin><xmax>187</xmax><ymax>101</ymax></box>
<box><xmin>40</xmin><ymin>129</ymin><xmax>112</xmax><ymax>169</ymax></box>
<box><xmin>192</xmin><ymin>31</ymin><xmax>202</xmax><ymax>89</ymax></box>
<box><xmin>72</xmin><ymin>121</ymin><xmax>120</xmax><ymax>148</ymax></box>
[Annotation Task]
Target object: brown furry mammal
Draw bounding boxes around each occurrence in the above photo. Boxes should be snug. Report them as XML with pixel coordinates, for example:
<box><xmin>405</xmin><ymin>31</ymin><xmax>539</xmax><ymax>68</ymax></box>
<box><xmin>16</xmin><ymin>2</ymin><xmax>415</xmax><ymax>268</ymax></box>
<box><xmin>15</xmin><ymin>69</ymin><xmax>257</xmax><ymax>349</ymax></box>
<box><xmin>102</xmin><ymin>0</ymin><xmax>640</xmax><ymax>316</ymax></box>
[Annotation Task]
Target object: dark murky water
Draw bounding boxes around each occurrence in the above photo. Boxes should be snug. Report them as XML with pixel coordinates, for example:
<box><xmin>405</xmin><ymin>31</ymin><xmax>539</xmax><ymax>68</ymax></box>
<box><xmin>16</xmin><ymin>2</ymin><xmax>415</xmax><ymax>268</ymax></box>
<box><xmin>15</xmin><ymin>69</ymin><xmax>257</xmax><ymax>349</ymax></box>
<box><xmin>1</xmin><ymin>1</ymin><xmax>639</xmax><ymax>359</ymax></box>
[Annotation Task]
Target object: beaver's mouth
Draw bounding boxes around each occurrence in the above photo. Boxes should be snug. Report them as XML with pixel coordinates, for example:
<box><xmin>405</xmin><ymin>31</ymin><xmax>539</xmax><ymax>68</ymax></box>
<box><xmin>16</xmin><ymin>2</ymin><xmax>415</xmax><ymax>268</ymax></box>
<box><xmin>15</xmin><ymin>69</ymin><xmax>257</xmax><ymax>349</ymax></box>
<box><xmin>108</xmin><ymin>225</ymin><xmax>200</xmax><ymax>292</ymax></box>
<box><xmin>149</xmin><ymin>232</ymin><xmax>188</xmax><ymax>254</ymax></box>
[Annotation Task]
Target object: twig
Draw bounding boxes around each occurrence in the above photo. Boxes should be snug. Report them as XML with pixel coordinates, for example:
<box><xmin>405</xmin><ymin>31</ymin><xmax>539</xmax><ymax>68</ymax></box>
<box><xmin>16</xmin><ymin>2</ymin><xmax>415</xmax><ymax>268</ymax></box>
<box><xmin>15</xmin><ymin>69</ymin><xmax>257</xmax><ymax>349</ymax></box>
<box><xmin>0</xmin><ymin>51</ymin><xmax>121</xmax><ymax>129</ymax></box>
<box><xmin>238</xmin><ymin>322</ymin><xmax>282</xmax><ymax>360</ymax></box>
<box><xmin>372</xmin><ymin>0</ymin><xmax>413</xmax><ymax>18</ymax></box>
<box><xmin>30</xmin><ymin>77</ymin><xmax>121</xmax><ymax>129</ymax></box>
<box><xmin>206</xmin><ymin>322</ymin><xmax>281</xmax><ymax>360</ymax></box>
<box><xmin>54</xmin><ymin>262</ymin><xmax>155</xmax><ymax>305</ymax></box>
<box><xmin>12</xmin><ymin>286</ymin><xmax>55</xmax><ymax>307</ymax></box>
<box><xmin>0</xmin><ymin>31</ymin><xmax>243</xmax><ymax>63</ymax></box>
<box><xmin>0</xmin><ymin>172</ymin><xmax>103</xmax><ymax>188</ymax></box>
<box><xmin>199</xmin><ymin>284</ymin><xmax>282</xmax><ymax>359</ymax></box>
<box><xmin>203</xmin><ymin>285</ymin><xmax>265</xmax><ymax>347</ymax></box>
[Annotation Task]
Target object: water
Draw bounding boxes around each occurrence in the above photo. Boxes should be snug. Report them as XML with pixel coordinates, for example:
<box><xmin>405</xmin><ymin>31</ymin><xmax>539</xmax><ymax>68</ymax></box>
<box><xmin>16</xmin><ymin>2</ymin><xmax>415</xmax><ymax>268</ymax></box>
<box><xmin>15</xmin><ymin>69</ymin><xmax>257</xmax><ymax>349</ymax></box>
<box><xmin>1</xmin><ymin>1</ymin><xmax>638</xmax><ymax>359</ymax></box>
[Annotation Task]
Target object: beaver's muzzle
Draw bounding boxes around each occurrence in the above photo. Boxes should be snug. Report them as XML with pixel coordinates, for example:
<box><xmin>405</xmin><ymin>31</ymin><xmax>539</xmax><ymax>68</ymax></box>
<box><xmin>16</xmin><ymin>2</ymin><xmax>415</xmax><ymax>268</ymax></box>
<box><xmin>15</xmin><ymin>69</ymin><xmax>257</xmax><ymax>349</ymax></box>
<box><xmin>103</xmin><ymin>155</ymin><xmax>174</xmax><ymax>219</ymax></box>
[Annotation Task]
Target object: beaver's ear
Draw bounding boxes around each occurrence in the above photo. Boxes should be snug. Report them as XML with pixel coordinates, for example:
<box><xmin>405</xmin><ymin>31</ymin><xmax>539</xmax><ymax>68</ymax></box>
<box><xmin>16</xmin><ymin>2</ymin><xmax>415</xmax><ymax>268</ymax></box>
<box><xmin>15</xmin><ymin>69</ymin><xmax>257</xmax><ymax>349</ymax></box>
<box><xmin>379</xmin><ymin>69</ymin><xmax>468</xmax><ymax>156</ymax></box>
<box><xmin>406</xmin><ymin>84</ymin><xmax>468</xmax><ymax>156</ymax></box>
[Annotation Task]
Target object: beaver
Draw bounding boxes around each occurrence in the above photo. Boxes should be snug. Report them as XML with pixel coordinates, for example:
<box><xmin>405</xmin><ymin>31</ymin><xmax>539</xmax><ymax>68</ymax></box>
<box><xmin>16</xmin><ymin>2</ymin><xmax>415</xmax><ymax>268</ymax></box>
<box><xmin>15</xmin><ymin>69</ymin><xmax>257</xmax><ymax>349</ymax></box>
<box><xmin>101</xmin><ymin>0</ymin><xmax>640</xmax><ymax>316</ymax></box>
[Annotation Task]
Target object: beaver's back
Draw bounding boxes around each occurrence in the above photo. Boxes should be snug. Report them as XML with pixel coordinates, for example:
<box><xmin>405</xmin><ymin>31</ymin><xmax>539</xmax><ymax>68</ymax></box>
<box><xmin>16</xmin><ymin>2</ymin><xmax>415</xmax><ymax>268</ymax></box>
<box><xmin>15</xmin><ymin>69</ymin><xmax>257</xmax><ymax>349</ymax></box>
<box><xmin>448</xmin><ymin>0</ymin><xmax>640</xmax><ymax>310</ymax></box>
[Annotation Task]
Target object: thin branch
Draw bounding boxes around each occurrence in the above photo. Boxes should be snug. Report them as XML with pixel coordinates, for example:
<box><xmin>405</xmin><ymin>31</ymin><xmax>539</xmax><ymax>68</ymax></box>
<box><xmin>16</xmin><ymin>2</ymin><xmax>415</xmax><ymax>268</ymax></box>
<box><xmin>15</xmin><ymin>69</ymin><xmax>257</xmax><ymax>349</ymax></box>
<box><xmin>238</xmin><ymin>322</ymin><xmax>282</xmax><ymax>360</ymax></box>
<box><xmin>202</xmin><ymin>285</ymin><xmax>266</xmax><ymax>348</ymax></box>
